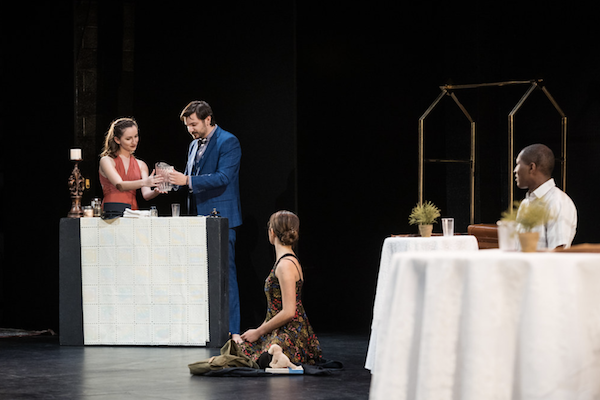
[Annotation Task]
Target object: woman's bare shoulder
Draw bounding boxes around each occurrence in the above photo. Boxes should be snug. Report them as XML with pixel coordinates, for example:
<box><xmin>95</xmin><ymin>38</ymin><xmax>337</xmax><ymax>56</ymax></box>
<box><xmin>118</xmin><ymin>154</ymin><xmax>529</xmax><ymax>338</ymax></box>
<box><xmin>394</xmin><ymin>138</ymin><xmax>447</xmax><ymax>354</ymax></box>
<box><xmin>275</xmin><ymin>257</ymin><xmax>302</xmax><ymax>279</ymax></box>
<box><xmin>99</xmin><ymin>156</ymin><xmax>116</xmax><ymax>177</ymax></box>
<box><xmin>99</xmin><ymin>155</ymin><xmax>115</xmax><ymax>168</ymax></box>
<box><xmin>100</xmin><ymin>155</ymin><xmax>115</xmax><ymax>163</ymax></box>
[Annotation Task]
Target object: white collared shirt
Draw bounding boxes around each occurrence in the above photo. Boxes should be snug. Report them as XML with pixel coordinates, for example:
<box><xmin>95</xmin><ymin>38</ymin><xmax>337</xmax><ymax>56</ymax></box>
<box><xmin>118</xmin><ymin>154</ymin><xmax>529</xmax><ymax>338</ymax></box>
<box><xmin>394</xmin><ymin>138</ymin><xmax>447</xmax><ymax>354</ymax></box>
<box><xmin>517</xmin><ymin>178</ymin><xmax>577</xmax><ymax>249</ymax></box>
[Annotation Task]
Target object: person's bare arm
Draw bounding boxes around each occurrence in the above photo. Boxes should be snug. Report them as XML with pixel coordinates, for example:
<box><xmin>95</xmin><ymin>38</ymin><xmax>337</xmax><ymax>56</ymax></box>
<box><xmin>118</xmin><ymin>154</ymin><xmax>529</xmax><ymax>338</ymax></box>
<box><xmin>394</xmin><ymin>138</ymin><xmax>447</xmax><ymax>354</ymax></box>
<box><xmin>240</xmin><ymin>259</ymin><xmax>298</xmax><ymax>343</ymax></box>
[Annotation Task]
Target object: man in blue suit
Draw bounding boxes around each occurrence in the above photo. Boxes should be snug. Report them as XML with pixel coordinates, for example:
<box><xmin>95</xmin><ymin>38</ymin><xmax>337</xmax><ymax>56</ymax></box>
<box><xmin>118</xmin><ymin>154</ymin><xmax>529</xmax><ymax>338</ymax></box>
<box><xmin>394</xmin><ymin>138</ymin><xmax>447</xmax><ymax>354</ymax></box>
<box><xmin>169</xmin><ymin>100</ymin><xmax>243</xmax><ymax>343</ymax></box>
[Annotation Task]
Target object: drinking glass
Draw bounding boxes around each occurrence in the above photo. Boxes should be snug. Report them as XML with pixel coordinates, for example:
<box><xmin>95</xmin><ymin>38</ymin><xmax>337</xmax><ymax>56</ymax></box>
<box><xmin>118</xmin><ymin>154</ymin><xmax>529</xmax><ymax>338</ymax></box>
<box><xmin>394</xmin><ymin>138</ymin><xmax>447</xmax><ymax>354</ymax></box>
<box><xmin>442</xmin><ymin>218</ymin><xmax>454</xmax><ymax>236</ymax></box>
<box><xmin>171</xmin><ymin>203</ymin><xmax>180</xmax><ymax>217</ymax></box>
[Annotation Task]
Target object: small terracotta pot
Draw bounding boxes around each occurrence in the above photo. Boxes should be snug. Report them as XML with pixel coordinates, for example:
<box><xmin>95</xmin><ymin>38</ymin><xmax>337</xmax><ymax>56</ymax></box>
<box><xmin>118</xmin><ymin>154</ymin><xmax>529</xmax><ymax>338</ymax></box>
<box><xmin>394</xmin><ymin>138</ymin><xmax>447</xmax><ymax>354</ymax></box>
<box><xmin>518</xmin><ymin>231</ymin><xmax>539</xmax><ymax>252</ymax></box>
<box><xmin>418</xmin><ymin>224</ymin><xmax>433</xmax><ymax>238</ymax></box>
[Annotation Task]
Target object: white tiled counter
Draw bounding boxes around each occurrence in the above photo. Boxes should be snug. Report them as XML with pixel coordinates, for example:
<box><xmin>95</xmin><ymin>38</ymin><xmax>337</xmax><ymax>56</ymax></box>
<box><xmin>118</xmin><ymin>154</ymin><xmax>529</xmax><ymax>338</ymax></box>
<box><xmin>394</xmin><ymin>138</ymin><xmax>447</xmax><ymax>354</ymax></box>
<box><xmin>59</xmin><ymin>216</ymin><xmax>229</xmax><ymax>347</ymax></box>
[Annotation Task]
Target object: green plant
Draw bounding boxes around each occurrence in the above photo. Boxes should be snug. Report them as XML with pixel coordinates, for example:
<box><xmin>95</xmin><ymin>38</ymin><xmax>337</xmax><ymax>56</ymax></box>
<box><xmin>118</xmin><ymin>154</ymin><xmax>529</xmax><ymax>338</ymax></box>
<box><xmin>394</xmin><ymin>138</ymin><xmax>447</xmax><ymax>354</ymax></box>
<box><xmin>408</xmin><ymin>201</ymin><xmax>441</xmax><ymax>225</ymax></box>
<box><xmin>516</xmin><ymin>199</ymin><xmax>553</xmax><ymax>231</ymax></box>
<box><xmin>500</xmin><ymin>201</ymin><xmax>521</xmax><ymax>222</ymax></box>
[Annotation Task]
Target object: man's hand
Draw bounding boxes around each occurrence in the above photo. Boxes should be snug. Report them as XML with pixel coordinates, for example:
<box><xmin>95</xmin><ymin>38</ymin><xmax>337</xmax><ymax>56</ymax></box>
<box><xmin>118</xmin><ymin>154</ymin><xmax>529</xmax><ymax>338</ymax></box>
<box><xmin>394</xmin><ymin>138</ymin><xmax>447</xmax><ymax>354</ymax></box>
<box><xmin>168</xmin><ymin>169</ymin><xmax>188</xmax><ymax>186</ymax></box>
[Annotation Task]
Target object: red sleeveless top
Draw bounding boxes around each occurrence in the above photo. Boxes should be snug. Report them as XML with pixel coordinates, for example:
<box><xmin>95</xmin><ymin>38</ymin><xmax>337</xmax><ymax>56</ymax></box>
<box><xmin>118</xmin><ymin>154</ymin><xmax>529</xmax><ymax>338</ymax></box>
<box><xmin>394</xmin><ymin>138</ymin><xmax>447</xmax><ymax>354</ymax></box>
<box><xmin>99</xmin><ymin>155</ymin><xmax>141</xmax><ymax>210</ymax></box>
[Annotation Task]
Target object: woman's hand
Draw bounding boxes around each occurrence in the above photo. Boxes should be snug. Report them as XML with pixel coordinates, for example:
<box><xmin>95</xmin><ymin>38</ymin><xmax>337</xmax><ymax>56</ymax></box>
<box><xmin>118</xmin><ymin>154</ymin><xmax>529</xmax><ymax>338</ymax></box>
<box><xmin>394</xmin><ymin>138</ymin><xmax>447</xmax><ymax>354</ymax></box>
<box><xmin>240</xmin><ymin>329</ymin><xmax>261</xmax><ymax>343</ymax></box>
<box><xmin>140</xmin><ymin>164</ymin><xmax>164</xmax><ymax>200</ymax></box>
<box><xmin>143</xmin><ymin>169</ymin><xmax>164</xmax><ymax>188</ymax></box>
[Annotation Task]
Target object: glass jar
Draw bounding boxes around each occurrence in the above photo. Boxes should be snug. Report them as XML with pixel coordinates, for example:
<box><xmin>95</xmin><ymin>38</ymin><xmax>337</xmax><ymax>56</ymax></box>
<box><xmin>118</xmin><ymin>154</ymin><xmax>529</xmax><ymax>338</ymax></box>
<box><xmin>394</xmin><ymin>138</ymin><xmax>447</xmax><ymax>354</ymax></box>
<box><xmin>91</xmin><ymin>198</ymin><xmax>102</xmax><ymax>217</ymax></box>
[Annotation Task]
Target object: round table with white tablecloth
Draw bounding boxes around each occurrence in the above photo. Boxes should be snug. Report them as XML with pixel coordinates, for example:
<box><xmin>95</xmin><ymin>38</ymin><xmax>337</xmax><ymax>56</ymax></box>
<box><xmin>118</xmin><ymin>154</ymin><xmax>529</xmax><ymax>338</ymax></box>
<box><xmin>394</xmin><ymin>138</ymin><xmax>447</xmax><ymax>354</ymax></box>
<box><xmin>365</xmin><ymin>236</ymin><xmax>479</xmax><ymax>371</ymax></box>
<box><xmin>368</xmin><ymin>250</ymin><xmax>600</xmax><ymax>400</ymax></box>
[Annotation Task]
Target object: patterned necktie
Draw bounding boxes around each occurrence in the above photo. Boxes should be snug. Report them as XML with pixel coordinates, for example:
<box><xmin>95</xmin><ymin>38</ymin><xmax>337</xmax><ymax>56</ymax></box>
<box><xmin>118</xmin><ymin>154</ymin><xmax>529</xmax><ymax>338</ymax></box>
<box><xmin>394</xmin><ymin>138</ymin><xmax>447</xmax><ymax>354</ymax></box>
<box><xmin>192</xmin><ymin>138</ymin><xmax>207</xmax><ymax>175</ymax></box>
<box><xmin>194</xmin><ymin>138</ymin><xmax>207</xmax><ymax>164</ymax></box>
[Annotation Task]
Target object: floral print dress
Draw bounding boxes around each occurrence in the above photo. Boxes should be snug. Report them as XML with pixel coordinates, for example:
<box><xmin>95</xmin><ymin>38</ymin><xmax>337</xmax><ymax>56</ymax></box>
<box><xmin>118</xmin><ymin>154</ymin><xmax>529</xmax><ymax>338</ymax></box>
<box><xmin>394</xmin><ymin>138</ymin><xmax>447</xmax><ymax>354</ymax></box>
<box><xmin>240</xmin><ymin>254</ymin><xmax>322</xmax><ymax>365</ymax></box>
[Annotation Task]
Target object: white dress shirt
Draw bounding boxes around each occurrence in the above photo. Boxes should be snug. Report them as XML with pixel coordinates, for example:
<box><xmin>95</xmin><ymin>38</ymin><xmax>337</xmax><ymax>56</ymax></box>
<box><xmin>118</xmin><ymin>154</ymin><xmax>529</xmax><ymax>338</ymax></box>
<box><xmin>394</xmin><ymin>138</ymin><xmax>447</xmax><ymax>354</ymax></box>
<box><xmin>517</xmin><ymin>178</ymin><xmax>577</xmax><ymax>249</ymax></box>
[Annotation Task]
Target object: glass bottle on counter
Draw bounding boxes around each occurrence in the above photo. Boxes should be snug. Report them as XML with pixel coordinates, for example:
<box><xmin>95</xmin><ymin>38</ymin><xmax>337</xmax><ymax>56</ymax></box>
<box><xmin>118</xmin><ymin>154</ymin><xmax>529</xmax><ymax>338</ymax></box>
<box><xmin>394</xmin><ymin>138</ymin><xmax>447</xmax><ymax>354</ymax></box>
<box><xmin>91</xmin><ymin>198</ymin><xmax>103</xmax><ymax>217</ymax></box>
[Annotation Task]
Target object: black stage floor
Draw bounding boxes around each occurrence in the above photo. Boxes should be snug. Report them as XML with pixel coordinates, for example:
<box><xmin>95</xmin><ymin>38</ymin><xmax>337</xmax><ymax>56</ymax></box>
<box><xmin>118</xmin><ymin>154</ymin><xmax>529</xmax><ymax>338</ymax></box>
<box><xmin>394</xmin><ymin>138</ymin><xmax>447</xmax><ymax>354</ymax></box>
<box><xmin>0</xmin><ymin>332</ymin><xmax>372</xmax><ymax>400</ymax></box>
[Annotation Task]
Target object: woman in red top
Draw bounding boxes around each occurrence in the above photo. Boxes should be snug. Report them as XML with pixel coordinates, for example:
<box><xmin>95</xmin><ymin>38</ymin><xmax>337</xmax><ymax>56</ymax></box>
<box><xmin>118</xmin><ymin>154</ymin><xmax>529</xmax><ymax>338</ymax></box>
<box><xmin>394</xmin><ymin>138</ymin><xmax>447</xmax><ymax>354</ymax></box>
<box><xmin>99</xmin><ymin>117</ymin><xmax>163</xmax><ymax>212</ymax></box>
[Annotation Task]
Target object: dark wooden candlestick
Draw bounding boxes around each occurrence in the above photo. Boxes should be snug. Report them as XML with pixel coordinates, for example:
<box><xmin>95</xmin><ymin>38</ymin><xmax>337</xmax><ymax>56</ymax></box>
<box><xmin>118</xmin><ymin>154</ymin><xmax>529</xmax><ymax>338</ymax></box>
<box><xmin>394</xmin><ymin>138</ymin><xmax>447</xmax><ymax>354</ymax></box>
<box><xmin>68</xmin><ymin>161</ymin><xmax>86</xmax><ymax>218</ymax></box>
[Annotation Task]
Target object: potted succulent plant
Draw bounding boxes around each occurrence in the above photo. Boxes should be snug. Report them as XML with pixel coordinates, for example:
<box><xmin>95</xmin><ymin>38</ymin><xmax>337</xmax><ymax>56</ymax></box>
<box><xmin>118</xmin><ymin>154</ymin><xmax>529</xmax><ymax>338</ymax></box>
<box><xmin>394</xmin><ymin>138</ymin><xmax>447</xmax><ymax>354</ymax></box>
<box><xmin>409</xmin><ymin>201</ymin><xmax>441</xmax><ymax>237</ymax></box>
<box><xmin>515</xmin><ymin>199</ymin><xmax>553</xmax><ymax>252</ymax></box>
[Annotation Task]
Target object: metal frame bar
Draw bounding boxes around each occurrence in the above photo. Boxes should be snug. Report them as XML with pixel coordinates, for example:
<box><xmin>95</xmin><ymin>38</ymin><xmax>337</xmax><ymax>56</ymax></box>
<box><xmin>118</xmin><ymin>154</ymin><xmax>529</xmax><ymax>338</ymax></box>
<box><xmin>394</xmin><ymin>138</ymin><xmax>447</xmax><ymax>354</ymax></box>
<box><xmin>508</xmin><ymin>82</ymin><xmax>538</xmax><ymax>206</ymax></box>
<box><xmin>540</xmin><ymin>86</ymin><xmax>568</xmax><ymax>191</ymax></box>
<box><xmin>507</xmin><ymin>81</ymin><xmax>567</xmax><ymax>205</ymax></box>
<box><xmin>418</xmin><ymin>90</ymin><xmax>447</xmax><ymax>211</ymax></box>
<box><xmin>418</xmin><ymin>90</ymin><xmax>476</xmax><ymax>224</ymax></box>
<box><xmin>418</xmin><ymin>78</ymin><xmax>567</xmax><ymax>225</ymax></box>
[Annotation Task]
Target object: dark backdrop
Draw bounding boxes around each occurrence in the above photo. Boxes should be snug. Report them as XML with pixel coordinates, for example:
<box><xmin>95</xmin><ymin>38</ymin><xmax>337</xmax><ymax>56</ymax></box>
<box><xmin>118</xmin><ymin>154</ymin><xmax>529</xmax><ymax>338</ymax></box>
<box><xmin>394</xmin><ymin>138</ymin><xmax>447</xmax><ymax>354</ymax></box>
<box><xmin>2</xmin><ymin>1</ymin><xmax>599</xmax><ymax>335</ymax></box>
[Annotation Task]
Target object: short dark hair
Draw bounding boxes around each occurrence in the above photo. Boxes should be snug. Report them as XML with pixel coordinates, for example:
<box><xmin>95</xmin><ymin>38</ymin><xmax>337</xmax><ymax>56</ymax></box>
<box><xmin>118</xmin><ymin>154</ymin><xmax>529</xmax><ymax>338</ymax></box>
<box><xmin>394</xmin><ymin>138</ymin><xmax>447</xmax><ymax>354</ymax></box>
<box><xmin>180</xmin><ymin>101</ymin><xmax>215</xmax><ymax>126</ymax></box>
<box><xmin>520</xmin><ymin>143</ymin><xmax>555</xmax><ymax>177</ymax></box>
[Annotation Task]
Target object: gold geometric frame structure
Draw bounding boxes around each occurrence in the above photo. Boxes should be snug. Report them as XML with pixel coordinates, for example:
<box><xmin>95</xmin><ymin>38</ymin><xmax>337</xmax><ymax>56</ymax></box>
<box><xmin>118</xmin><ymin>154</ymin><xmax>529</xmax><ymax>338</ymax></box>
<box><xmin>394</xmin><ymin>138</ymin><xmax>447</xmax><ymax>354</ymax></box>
<box><xmin>418</xmin><ymin>79</ymin><xmax>567</xmax><ymax>225</ymax></box>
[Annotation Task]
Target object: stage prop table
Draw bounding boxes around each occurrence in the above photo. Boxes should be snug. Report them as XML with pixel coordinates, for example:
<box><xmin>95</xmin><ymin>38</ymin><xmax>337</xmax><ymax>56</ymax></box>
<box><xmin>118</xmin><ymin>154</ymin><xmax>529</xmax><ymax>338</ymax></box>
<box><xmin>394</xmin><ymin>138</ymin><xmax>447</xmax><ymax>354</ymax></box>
<box><xmin>59</xmin><ymin>216</ymin><xmax>229</xmax><ymax>347</ymax></box>
<box><xmin>366</xmin><ymin>235</ymin><xmax>479</xmax><ymax>371</ymax></box>
<box><xmin>368</xmin><ymin>250</ymin><xmax>600</xmax><ymax>400</ymax></box>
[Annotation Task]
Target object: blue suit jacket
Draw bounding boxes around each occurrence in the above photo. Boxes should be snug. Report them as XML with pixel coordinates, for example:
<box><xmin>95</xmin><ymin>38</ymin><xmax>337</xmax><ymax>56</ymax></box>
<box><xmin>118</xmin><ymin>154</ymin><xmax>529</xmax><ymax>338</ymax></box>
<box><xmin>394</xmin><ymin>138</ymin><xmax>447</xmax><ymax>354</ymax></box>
<box><xmin>184</xmin><ymin>126</ymin><xmax>242</xmax><ymax>228</ymax></box>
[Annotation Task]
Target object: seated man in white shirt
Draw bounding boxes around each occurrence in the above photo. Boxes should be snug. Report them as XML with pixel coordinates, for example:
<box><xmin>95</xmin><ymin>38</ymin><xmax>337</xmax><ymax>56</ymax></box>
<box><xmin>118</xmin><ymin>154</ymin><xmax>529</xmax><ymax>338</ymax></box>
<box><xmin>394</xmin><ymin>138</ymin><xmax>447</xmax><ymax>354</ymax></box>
<box><xmin>514</xmin><ymin>143</ymin><xmax>577</xmax><ymax>249</ymax></box>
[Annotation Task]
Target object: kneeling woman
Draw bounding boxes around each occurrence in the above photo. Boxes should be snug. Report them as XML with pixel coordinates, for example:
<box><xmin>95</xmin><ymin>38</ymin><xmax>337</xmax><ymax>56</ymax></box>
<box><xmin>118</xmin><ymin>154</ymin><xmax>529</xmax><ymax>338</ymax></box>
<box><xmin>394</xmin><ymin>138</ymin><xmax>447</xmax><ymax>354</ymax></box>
<box><xmin>99</xmin><ymin>117</ymin><xmax>163</xmax><ymax>214</ymax></box>
<box><xmin>239</xmin><ymin>210</ymin><xmax>322</xmax><ymax>365</ymax></box>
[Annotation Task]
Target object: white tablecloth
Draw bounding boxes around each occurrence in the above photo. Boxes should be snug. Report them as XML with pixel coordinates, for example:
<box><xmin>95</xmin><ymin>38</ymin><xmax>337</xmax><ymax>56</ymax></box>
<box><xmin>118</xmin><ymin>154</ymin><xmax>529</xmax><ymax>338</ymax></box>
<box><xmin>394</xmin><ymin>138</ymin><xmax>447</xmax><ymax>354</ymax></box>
<box><xmin>369</xmin><ymin>250</ymin><xmax>600</xmax><ymax>400</ymax></box>
<box><xmin>366</xmin><ymin>236</ymin><xmax>479</xmax><ymax>371</ymax></box>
